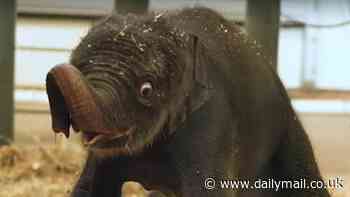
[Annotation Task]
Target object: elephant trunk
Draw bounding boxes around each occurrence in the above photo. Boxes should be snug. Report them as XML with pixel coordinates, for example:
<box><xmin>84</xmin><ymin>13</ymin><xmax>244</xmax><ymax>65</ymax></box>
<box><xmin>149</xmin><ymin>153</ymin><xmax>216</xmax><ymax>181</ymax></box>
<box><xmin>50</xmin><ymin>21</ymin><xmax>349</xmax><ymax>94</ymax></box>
<box><xmin>46</xmin><ymin>64</ymin><xmax>110</xmax><ymax>137</ymax></box>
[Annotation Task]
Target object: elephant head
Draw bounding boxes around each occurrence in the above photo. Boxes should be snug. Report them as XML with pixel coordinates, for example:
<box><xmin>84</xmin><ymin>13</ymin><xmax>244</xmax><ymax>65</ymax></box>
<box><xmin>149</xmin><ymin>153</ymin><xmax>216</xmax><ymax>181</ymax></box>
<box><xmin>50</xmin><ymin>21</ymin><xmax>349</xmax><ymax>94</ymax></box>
<box><xmin>46</xmin><ymin>13</ymin><xmax>212</xmax><ymax>157</ymax></box>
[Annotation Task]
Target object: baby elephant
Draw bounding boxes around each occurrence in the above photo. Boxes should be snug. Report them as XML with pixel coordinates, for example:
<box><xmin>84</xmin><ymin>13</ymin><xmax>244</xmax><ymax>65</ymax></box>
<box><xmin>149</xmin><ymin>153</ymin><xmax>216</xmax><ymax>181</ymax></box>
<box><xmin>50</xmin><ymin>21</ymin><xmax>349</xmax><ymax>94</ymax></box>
<box><xmin>46</xmin><ymin>7</ymin><xmax>330</xmax><ymax>197</ymax></box>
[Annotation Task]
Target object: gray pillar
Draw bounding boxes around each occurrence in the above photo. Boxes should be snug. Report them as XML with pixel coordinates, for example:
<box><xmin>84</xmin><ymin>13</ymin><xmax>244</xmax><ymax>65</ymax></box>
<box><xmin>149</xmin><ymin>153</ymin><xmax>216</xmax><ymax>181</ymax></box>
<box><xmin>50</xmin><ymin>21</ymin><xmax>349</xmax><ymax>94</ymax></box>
<box><xmin>246</xmin><ymin>0</ymin><xmax>281</xmax><ymax>70</ymax></box>
<box><xmin>0</xmin><ymin>0</ymin><xmax>16</xmax><ymax>145</ymax></box>
<box><xmin>114</xmin><ymin>0</ymin><xmax>149</xmax><ymax>14</ymax></box>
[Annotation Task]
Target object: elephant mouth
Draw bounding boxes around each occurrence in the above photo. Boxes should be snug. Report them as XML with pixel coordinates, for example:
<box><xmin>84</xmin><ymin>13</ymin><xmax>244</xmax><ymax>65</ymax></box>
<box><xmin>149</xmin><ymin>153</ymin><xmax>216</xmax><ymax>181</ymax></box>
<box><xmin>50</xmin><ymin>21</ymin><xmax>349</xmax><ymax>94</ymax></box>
<box><xmin>81</xmin><ymin>127</ymin><xmax>133</xmax><ymax>148</ymax></box>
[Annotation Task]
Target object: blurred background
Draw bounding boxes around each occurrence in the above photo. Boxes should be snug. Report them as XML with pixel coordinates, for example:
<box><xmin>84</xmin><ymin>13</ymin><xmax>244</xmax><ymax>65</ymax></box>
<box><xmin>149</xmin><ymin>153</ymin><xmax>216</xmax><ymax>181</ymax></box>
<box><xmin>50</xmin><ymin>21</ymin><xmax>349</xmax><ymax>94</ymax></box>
<box><xmin>0</xmin><ymin>0</ymin><xmax>349</xmax><ymax>196</ymax></box>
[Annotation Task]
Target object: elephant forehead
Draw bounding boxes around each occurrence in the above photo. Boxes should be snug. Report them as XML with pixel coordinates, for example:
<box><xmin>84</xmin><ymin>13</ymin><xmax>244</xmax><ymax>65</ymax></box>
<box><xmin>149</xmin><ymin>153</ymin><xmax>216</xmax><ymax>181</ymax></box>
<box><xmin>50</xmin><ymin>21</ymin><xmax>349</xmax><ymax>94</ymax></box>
<box><xmin>71</xmin><ymin>19</ymin><xmax>186</xmax><ymax>87</ymax></box>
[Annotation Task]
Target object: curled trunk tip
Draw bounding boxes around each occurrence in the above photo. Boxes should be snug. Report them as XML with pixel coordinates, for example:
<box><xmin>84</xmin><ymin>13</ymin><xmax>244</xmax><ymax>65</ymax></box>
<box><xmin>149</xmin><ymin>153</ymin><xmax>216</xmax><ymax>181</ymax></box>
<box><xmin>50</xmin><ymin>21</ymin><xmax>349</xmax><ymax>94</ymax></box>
<box><xmin>46</xmin><ymin>63</ymin><xmax>107</xmax><ymax>137</ymax></box>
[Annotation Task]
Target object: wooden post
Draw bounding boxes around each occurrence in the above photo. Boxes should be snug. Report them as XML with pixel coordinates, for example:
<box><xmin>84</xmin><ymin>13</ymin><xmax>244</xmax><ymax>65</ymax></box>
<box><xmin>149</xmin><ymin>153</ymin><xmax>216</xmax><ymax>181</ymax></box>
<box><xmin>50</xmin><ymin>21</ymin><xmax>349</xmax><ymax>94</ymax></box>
<box><xmin>114</xmin><ymin>0</ymin><xmax>149</xmax><ymax>14</ymax></box>
<box><xmin>0</xmin><ymin>0</ymin><xmax>16</xmax><ymax>145</ymax></box>
<box><xmin>246</xmin><ymin>0</ymin><xmax>281</xmax><ymax>70</ymax></box>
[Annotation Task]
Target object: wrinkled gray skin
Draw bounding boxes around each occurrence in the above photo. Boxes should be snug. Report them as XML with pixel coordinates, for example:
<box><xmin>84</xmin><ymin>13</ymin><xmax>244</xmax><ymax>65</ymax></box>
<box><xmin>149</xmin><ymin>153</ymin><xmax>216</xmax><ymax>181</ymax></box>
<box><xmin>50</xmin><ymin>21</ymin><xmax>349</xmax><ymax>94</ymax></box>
<box><xmin>46</xmin><ymin>7</ymin><xmax>330</xmax><ymax>197</ymax></box>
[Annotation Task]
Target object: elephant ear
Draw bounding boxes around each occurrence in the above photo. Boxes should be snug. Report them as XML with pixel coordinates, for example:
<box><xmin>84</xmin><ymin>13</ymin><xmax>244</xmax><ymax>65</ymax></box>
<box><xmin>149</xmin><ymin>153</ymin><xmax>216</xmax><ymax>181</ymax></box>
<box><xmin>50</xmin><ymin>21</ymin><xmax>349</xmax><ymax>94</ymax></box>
<box><xmin>188</xmin><ymin>35</ymin><xmax>213</xmax><ymax>113</ymax></box>
<box><xmin>166</xmin><ymin>34</ymin><xmax>213</xmax><ymax>134</ymax></box>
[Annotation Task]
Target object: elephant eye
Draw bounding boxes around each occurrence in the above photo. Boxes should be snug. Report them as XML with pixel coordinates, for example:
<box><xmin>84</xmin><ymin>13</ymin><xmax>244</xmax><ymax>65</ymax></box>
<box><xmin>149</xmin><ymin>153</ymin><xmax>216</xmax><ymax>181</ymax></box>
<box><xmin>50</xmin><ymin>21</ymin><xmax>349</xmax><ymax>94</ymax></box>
<box><xmin>140</xmin><ymin>82</ymin><xmax>153</xmax><ymax>98</ymax></box>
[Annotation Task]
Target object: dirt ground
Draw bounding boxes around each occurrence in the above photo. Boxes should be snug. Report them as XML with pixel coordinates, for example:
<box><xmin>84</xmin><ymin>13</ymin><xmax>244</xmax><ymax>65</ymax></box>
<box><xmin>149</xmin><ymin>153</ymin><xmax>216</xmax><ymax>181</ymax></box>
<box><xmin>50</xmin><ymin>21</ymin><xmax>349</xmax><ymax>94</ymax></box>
<box><xmin>0</xmin><ymin>109</ymin><xmax>349</xmax><ymax>197</ymax></box>
<box><xmin>0</xmin><ymin>139</ymin><xmax>86</xmax><ymax>197</ymax></box>
<box><xmin>1</xmin><ymin>140</ymin><xmax>349</xmax><ymax>197</ymax></box>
